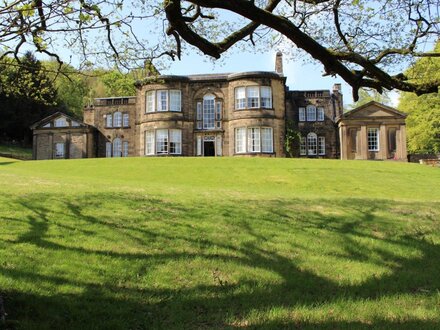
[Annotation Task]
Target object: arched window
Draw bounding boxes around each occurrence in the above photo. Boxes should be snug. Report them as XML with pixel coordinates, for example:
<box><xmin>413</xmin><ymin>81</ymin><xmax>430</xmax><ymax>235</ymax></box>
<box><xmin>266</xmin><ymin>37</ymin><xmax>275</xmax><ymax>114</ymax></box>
<box><xmin>307</xmin><ymin>105</ymin><xmax>316</xmax><ymax>122</ymax></box>
<box><xmin>113</xmin><ymin>138</ymin><xmax>122</xmax><ymax>157</ymax></box>
<box><xmin>307</xmin><ymin>133</ymin><xmax>317</xmax><ymax>155</ymax></box>
<box><xmin>113</xmin><ymin>112</ymin><xmax>122</xmax><ymax>127</ymax></box>
<box><xmin>203</xmin><ymin>94</ymin><xmax>215</xmax><ymax>129</ymax></box>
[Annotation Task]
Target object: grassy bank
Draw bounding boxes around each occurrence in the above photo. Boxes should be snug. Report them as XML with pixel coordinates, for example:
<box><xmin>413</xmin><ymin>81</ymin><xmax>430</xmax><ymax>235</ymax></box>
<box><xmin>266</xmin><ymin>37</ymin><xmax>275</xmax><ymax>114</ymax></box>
<box><xmin>0</xmin><ymin>144</ymin><xmax>32</xmax><ymax>160</ymax></box>
<box><xmin>0</xmin><ymin>157</ymin><xmax>439</xmax><ymax>329</ymax></box>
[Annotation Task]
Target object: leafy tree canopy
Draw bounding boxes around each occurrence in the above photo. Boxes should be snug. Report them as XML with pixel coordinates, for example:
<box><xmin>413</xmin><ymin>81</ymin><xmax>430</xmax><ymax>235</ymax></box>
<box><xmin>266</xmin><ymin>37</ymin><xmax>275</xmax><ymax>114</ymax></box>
<box><xmin>1</xmin><ymin>0</ymin><xmax>439</xmax><ymax>100</ymax></box>
<box><xmin>398</xmin><ymin>43</ymin><xmax>440</xmax><ymax>154</ymax></box>
<box><xmin>347</xmin><ymin>88</ymin><xmax>391</xmax><ymax>110</ymax></box>
<box><xmin>0</xmin><ymin>52</ymin><xmax>58</xmax><ymax>143</ymax></box>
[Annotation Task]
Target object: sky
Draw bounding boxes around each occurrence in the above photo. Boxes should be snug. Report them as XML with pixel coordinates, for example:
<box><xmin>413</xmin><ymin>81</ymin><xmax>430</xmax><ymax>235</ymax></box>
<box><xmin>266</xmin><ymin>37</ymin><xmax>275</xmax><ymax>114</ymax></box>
<box><xmin>163</xmin><ymin>49</ymin><xmax>400</xmax><ymax>108</ymax></box>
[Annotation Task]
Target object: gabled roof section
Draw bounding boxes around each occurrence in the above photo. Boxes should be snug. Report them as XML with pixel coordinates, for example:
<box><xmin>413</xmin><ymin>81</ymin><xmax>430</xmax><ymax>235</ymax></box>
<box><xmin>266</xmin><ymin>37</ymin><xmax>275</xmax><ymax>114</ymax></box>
<box><xmin>30</xmin><ymin>111</ymin><xmax>88</xmax><ymax>129</ymax></box>
<box><xmin>338</xmin><ymin>101</ymin><xmax>407</xmax><ymax>121</ymax></box>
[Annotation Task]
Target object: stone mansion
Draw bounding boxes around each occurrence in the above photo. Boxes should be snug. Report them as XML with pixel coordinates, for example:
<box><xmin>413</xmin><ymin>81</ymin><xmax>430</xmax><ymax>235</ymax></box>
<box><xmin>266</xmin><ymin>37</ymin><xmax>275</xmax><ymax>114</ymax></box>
<box><xmin>31</xmin><ymin>53</ymin><xmax>408</xmax><ymax>161</ymax></box>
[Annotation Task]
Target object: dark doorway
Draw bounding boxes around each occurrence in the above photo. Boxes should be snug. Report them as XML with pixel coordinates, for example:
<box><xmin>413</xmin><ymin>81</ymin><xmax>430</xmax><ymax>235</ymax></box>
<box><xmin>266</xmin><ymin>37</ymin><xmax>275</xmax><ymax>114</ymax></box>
<box><xmin>204</xmin><ymin>141</ymin><xmax>215</xmax><ymax>156</ymax></box>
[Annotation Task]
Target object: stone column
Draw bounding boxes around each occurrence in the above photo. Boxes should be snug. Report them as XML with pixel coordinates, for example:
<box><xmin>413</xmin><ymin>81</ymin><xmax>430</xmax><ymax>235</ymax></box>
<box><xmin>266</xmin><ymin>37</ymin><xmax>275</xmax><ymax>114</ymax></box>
<box><xmin>379</xmin><ymin>124</ymin><xmax>387</xmax><ymax>160</ymax></box>
<box><xmin>48</xmin><ymin>133</ymin><xmax>54</xmax><ymax>159</ymax></box>
<box><xmin>339</xmin><ymin>125</ymin><xmax>347</xmax><ymax>160</ymax></box>
<box><xmin>399</xmin><ymin>125</ymin><xmax>408</xmax><ymax>161</ymax></box>
<box><xmin>32</xmin><ymin>134</ymin><xmax>37</xmax><ymax>160</ymax></box>
<box><xmin>360</xmin><ymin>126</ymin><xmax>368</xmax><ymax>160</ymax></box>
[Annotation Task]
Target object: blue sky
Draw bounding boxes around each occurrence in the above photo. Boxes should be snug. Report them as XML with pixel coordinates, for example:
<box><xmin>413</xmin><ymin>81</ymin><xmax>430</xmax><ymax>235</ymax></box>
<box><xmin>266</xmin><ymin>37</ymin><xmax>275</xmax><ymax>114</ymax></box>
<box><xmin>164</xmin><ymin>49</ymin><xmax>399</xmax><ymax>107</ymax></box>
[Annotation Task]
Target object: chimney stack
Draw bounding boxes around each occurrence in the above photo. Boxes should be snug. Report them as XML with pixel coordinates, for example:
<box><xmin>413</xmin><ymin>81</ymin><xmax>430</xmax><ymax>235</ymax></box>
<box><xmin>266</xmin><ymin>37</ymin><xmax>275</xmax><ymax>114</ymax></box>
<box><xmin>275</xmin><ymin>51</ymin><xmax>283</xmax><ymax>75</ymax></box>
<box><xmin>332</xmin><ymin>83</ymin><xmax>342</xmax><ymax>93</ymax></box>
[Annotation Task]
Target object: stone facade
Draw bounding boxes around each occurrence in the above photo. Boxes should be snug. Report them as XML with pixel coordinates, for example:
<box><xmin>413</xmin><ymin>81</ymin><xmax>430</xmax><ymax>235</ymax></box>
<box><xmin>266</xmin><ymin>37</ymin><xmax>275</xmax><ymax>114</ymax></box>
<box><xmin>31</xmin><ymin>55</ymin><xmax>407</xmax><ymax>161</ymax></box>
<box><xmin>31</xmin><ymin>112</ymin><xmax>95</xmax><ymax>160</ymax></box>
<box><xmin>337</xmin><ymin>101</ymin><xmax>407</xmax><ymax>161</ymax></box>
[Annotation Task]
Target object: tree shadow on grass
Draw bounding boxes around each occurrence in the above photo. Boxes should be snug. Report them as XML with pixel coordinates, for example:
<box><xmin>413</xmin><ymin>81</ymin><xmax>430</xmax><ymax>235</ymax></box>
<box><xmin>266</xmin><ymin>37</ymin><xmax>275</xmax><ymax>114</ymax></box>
<box><xmin>1</xmin><ymin>192</ymin><xmax>440</xmax><ymax>329</ymax></box>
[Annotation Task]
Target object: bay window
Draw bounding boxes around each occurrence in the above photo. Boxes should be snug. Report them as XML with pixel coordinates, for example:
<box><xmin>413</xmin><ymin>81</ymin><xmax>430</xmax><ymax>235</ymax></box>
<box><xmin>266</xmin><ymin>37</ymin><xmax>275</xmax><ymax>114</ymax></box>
<box><xmin>145</xmin><ymin>90</ymin><xmax>181</xmax><ymax>113</ymax></box>
<box><xmin>235</xmin><ymin>86</ymin><xmax>272</xmax><ymax>110</ymax></box>
<box><xmin>235</xmin><ymin>127</ymin><xmax>273</xmax><ymax>154</ymax></box>
<box><xmin>144</xmin><ymin>129</ymin><xmax>182</xmax><ymax>155</ymax></box>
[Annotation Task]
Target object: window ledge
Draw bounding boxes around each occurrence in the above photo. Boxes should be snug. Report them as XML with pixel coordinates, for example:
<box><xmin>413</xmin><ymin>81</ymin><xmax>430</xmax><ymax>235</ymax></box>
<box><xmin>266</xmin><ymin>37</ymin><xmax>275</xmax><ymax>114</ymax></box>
<box><xmin>234</xmin><ymin>152</ymin><xmax>275</xmax><ymax>156</ymax></box>
<box><xmin>234</xmin><ymin>108</ymin><xmax>274</xmax><ymax>111</ymax></box>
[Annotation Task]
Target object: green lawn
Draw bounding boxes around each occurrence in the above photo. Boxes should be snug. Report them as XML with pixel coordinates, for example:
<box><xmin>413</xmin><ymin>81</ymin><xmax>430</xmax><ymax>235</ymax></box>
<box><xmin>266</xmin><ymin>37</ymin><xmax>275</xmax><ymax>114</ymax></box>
<box><xmin>0</xmin><ymin>157</ymin><xmax>439</xmax><ymax>329</ymax></box>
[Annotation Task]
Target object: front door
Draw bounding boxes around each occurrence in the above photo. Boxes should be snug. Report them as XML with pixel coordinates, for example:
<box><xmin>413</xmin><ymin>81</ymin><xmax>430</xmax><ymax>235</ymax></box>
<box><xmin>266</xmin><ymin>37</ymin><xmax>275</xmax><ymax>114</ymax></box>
<box><xmin>203</xmin><ymin>141</ymin><xmax>215</xmax><ymax>156</ymax></box>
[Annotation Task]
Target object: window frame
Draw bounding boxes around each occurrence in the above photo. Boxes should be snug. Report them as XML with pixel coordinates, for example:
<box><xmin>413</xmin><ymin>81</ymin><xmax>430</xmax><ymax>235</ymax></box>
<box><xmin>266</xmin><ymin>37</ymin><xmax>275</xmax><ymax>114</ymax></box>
<box><xmin>318</xmin><ymin>136</ymin><xmax>326</xmax><ymax>155</ymax></box>
<box><xmin>235</xmin><ymin>126</ymin><xmax>274</xmax><ymax>154</ymax></box>
<box><xmin>317</xmin><ymin>107</ymin><xmax>325</xmax><ymax>121</ymax></box>
<box><xmin>123</xmin><ymin>113</ymin><xmax>129</xmax><ymax>127</ymax></box>
<box><xmin>368</xmin><ymin>128</ymin><xmax>380</xmax><ymax>151</ymax></box>
<box><xmin>307</xmin><ymin>133</ymin><xmax>318</xmax><ymax>155</ymax></box>
<box><xmin>306</xmin><ymin>105</ymin><xmax>317</xmax><ymax>122</ymax></box>
<box><xmin>299</xmin><ymin>107</ymin><xmax>306</xmax><ymax>122</ymax></box>
<box><xmin>54</xmin><ymin>142</ymin><xmax>65</xmax><ymax>158</ymax></box>
<box><xmin>234</xmin><ymin>86</ymin><xmax>273</xmax><ymax>110</ymax></box>
<box><xmin>145</xmin><ymin>129</ymin><xmax>182</xmax><ymax>156</ymax></box>
<box><xmin>145</xmin><ymin>89</ymin><xmax>182</xmax><ymax>113</ymax></box>
<box><xmin>113</xmin><ymin>112</ymin><xmax>122</xmax><ymax>128</ymax></box>
<box><xmin>54</xmin><ymin>118</ymin><xmax>68</xmax><ymax>128</ymax></box>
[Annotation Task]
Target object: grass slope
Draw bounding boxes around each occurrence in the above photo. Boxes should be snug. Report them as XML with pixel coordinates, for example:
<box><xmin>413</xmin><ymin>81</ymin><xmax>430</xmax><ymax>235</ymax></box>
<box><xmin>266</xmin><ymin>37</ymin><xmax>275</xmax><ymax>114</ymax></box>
<box><xmin>0</xmin><ymin>157</ymin><xmax>439</xmax><ymax>329</ymax></box>
<box><xmin>0</xmin><ymin>145</ymin><xmax>32</xmax><ymax>160</ymax></box>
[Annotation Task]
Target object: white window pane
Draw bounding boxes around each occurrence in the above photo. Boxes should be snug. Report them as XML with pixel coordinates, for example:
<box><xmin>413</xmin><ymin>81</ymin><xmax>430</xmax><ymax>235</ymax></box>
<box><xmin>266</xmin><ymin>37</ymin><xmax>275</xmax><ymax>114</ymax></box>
<box><xmin>113</xmin><ymin>112</ymin><xmax>122</xmax><ymax>127</ymax></box>
<box><xmin>300</xmin><ymin>138</ymin><xmax>307</xmax><ymax>155</ymax></box>
<box><xmin>123</xmin><ymin>141</ymin><xmax>129</xmax><ymax>157</ymax></box>
<box><xmin>235</xmin><ymin>87</ymin><xmax>246</xmax><ymax>109</ymax></box>
<box><xmin>123</xmin><ymin>113</ymin><xmax>129</xmax><ymax>127</ymax></box>
<box><xmin>157</xmin><ymin>90</ymin><xmax>168</xmax><ymax>111</ymax></box>
<box><xmin>169</xmin><ymin>90</ymin><xmax>181</xmax><ymax>112</ymax></box>
<box><xmin>146</xmin><ymin>91</ymin><xmax>155</xmax><ymax>112</ymax></box>
<box><xmin>145</xmin><ymin>130</ymin><xmax>155</xmax><ymax>155</ymax></box>
<box><xmin>216</xmin><ymin>135</ymin><xmax>222</xmax><ymax>156</ymax></box>
<box><xmin>203</xmin><ymin>97</ymin><xmax>215</xmax><ymax>129</ymax></box>
<box><xmin>261</xmin><ymin>128</ymin><xmax>273</xmax><ymax>153</ymax></box>
<box><xmin>106</xmin><ymin>142</ymin><xmax>112</xmax><ymax>157</ymax></box>
<box><xmin>170</xmin><ymin>129</ymin><xmax>182</xmax><ymax>154</ymax></box>
<box><xmin>54</xmin><ymin>118</ymin><xmax>68</xmax><ymax>127</ymax></box>
<box><xmin>55</xmin><ymin>143</ymin><xmax>65</xmax><ymax>158</ymax></box>
<box><xmin>317</xmin><ymin>107</ymin><xmax>325</xmax><ymax>121</ymax></box>
<box><xmin>196</xmin><ymin>136</ymin><xmax>202</xmax><ymax>156</ymax></box>
<box><xmin>248</xmin><ymin>127</ymin><xmax>261</xmax><ymax>152</ymax></box>
<box><xmin>113</xmin><ymin>138</ymin><xmax>122</xmax><ymax>157</ymax></box>
<box><xmin>106</xmin><ymin>114</ymin><xmax>112</xmax><ymax>127</ymax></box>
<box><xmin>368</xmin><ymin>128</ymin><xmax>379</xmax><ymax>151</ymax></box>
<box><xmin>260</xmin><ymin>87</ymin><xmax>272</xmax><ymax>108</ymax></box>
<box><xmin>299</xmin><ymin>108</ymin><xmax>306</xmax><ymax>122</ymax></box>
<box><xmin>156</xmin><ymin>129</ymin><xmax>168</xmax><ymax>154</ymax></box>
<box><xmin>235</xmin><ymin>128</ymin><xmax>246</xmax><ymax>153</ymax></box>
<box><xmin>307</xmin><ymin>133</ymin><xmax>317</xmax><ymax>155</ymax></box>
<box><xmin>247</xmin><ymin>86</ymin><xmax>260</xmax><ymax>108</ymax></box>
<box><xmin>307</xmin><ymin>106</ymin><xmax>316</xmax><ymax>121</ymax></box>
<box><xmin>318</xmin><ymin>136</ymin><xmax>325</xmax><ymax>155</ymax></box>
